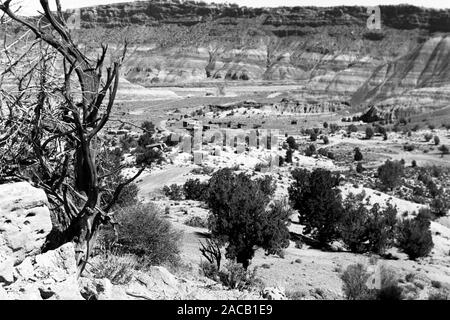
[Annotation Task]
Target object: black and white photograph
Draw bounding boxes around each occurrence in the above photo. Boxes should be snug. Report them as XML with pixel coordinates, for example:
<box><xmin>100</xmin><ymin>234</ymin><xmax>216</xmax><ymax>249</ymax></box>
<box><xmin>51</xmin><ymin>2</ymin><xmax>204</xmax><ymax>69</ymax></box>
<box><xmin>1</xmin><ymin>0</ymin><xmax>450</xmax><ymax>308</ymax></box>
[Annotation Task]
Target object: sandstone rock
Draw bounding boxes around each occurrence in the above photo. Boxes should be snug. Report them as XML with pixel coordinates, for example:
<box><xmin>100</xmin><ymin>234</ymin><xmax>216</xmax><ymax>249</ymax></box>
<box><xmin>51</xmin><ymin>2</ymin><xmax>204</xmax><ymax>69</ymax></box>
<box><xmin>0</xmin><ymin>182</ymin><xmax>52</xmax><ymax>265</ymax></box>
<box><xmin>0</xmin><ymin>257</ymin><xmax>14</xmax><ymax>285</ymax></box>
<box><xmin>79</xmin><ymin>277</ymin><xmax>125</xmax><ymax>300</ymax></box>
<box><xmin>13</xmin><ymin>257</ymin><xmax>35</xmax><ymax>281</ymax></box>
<box><xmin>0</xmin><ymin>285</ymin><xmax>10</xmax><ymax>300</ymax></box>
<box><xmin>262</xmin><ymin>287</ymin><xmax>287</xmax><ymax>300</ymax></box>
<box><xmin>5</xmin><ymin>282</ymin><xmax>42</xmax><ymax>300</ymax></box>
<box><xmin>129</xmin><ymin>266</ymin><xmax>182</xmax><ymax>299</ymax></box>
<box><xmin>33</xmin><ymin>243</ymin><xmax>78</xmax><ymax>283</ymax></box>
<box><xmin>4</xmin><ymin>243</ymin><xmax>83</xmax><ymax>300</ymax></box>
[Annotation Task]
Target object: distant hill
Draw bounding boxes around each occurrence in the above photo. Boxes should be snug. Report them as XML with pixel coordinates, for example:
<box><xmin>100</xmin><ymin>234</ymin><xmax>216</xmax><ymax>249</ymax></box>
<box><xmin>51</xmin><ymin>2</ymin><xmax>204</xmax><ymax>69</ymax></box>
<box><xmin>6</xmin><ymin>1</ymin><xmax>450</xmax><ymax>110</ymax></box>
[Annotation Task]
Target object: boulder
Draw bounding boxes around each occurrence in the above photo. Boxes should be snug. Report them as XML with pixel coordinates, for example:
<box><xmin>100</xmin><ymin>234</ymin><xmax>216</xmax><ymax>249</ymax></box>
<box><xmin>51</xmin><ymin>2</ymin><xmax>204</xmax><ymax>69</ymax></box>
<box><xmin>0</xmin><ymin>285</ymin><xmax>10</xmax><ymax>300</ymax></box>
<box><xmin>0</xmin><ymin>182</ymin><xmax>52</xmax><ymax>266</ymax></box>
<box><xmin>0</xmin><ymin>257</ymin><xmax>14</xmax><ymax>285</ymax></box>
<box><xmin>4</xmin><ymin>243</ymin><xmax>83</xmax><ymax>300</ymax></box>
<box><xmin>262</xmin><ymin>287</ymin><xmax>287</xmax><ymax>300</ymax></box>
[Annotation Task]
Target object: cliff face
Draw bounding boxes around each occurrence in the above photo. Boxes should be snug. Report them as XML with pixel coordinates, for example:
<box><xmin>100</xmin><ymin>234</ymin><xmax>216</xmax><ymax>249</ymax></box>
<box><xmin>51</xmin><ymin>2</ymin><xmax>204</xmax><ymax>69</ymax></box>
<box><xmin>63</xmin><ymin>1</ymin><xmax>450</xmax><ymax>108</ymax></box>
<box><xmin>78</xmin><ymin>2</ymin><xmax>450</xmax><ymax>32</ymax></box>
<box><xmin>352</xmin><ymin>36</ymin><xmax>450</xmax><ymax>108</ymax></box>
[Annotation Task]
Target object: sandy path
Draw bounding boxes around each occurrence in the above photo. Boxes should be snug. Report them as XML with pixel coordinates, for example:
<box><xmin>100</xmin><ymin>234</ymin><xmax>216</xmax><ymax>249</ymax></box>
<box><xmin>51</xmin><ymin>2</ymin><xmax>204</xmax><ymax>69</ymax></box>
<box><xmin>137</xmin><ymin>165</ymin><xmax>194</xmax><ymax>198</ymax></box>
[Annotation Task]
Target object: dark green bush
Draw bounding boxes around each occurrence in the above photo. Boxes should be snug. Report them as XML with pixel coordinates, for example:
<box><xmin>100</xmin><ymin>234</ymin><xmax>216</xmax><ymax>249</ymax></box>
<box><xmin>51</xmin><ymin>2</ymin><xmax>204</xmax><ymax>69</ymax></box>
<box><xmin>377</xmin><ymin>160</ymin><xmax>404</xmax><ymax>190</ymax></box>
<box><xmin>162</xmin><ymin>184</ymin><xmax>184</xmax><ymax>200</ymax></box>
<box><xmin>107</xmin><ymin>204</ymin><xmax>182</xmax><ymax>266</ymax></box>
<box><xmin>396</xmin><ymin>209</ymin><xmax>434</xmax><ymax>260</ymax></box>
<box><xmin>340</xmin><ymin>263</ymin><xmax>372</xmax><ymax>300</ymax></box>
<box><xmin>183</xmin><ymin>178</ymin><xmax>209</xmax><ymax>201</ymax></box>
<box><xmin>354</xmin><ymin>147</ymin><xmax>363</xmax><ymax>161</ymax></box>
<box><xmin>288</xmin><ymin>168</ymin><xmax>343</xmax><ymax>246</ymax></box>
<box><xmin>340</xmin><ymin>194</ymin><xmax>397</xmax><ymax>255</ymax></box>
<box><xmin>207</xmin><ymin>169</ymin><xmax>290</xmax><ymax>268</ymax></box>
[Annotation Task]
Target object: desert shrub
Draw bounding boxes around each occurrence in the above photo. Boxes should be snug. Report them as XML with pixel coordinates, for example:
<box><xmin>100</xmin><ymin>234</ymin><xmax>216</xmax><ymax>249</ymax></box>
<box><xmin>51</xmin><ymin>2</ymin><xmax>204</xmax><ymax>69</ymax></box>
<box><xmin>365</xmin><ymin>202</ymin><xmax>398</xmax><ymax>255</ymax></box>
<box><xmin>162</xmin><ymin>184</ymin><xmax>183</xmax><ymax>200</ymax></box>
<box><xmin>347</xmin><ymin>124</ymin><xmax>358</xmax><ymax>133</ymax></box>
<box><xmin>286</xmin><ymin>148</ymin><xmax>293</xmax><ymax>163</ymax></box>
<box><xmin>340</xmin><ymin>194</ymin><xmax>397</xmax><ymax>255</ymax></box>
<box><xmin>430</xmin><ymin>195</ymin><xmax>450</xmax><ymax>217</ymax></box>
<box><xmin>305</xmin><ymin>144</ymin><xmax>316</xmax><ymax>157</ymax></box>
<box><xmin>403</xmin><ymin>144</ymin><xmax>415</xmax><ymax>152</ymax></box>
<box><xmin>339</xmin><ymin>193</ymin><xmax>370</xmax><ymax>253</ymax></box>
<box><xmin>278</xmin><ymin>156</ymin><xmax>285</xmax><ymax>167</ymax></box>
<box><xmin>377</xmin><ymin>160</ymin><xmax>404</xmax><ymax>190</ymax></box>
<box><xmin>396</xmin><ymin>209</ymin><xmax>434</xmax><ymax>260</ymax></box>
<box><xmin>438</xmin><ymin>144</ymin><xmax>449</xmax><ymax>156</ymax></box>
<box><xmin>286</xmin><ymin>136</ymin><xmax>298</xmax><ymax>150</ymax></box>
<box><xmin>135</xmin><ymin>147</ymin><xmax>163</xmax><ymax>166</ymax></box>
<box><xmin>183</xmin><ymin>178</ymin><xmax>209</xmax><ymax>201</ymax></box>
<box><xmin>288</xmin><ymin>168</ymin><xmax>343</xmax><ymax>246</ymax></box>
<box><xmin>354</xmin><ymin>147</ymin><xmax>363</xmax><ymax>161</ymax></box>
<box><xmin>365</xmin><ymin>126</ymin><xmax>374</xmax><ymax>139</ymax></box>
<box><xmin>191</xmin><ymin>166</ymin><xmax>214</xmax><ymax>175</ymax></box>
<box><xmin>110</xmin><ymin>204</ymin><xmax>182</xmax><ymax>266</ymax></box>
<box><xmin>375</xmin><ymin>124</ymin><xmax>386</xmax><ymax>135</ymax></box>
<box><xmin>430</xmin><ymin>165</ymin><xmax>442</xmax><ymax>178</ymax></box>
<box><xmin>356</xmin><ymin>163</ymin><xmax>364</xmax><ymax>173</ymax></box>
<box><xmin>326</xmin><ymin>151</ymin><xmax>335</xmax><ymax>159</ymax></box>
<box><xmin>424</xmin><ymin>133</ymin><xmax>433</xmax><ymax>142</ymax></box>
<box><xmin>322</xmin><ymin>136</ymin><xmax>329</xmax><ymax>144</ymax></box>
<box><xmin>206</xmin><ymin>169</ymin><xmax>290</xmax><ymax>268</ymax></box>
<box><xmin>120</xmin><ymin>135</ymin><xmax>138</xmax><ymax>152</ymax></box>
<box><xmin>329</xmin><ymin>123</ymin><xmax>339</xmax><ymax>133</ymax></box>
<box><xmin>428</xmin><ymin>288</ymin><xmax>450</xmax><ymax>300</ymax></box>
<box><xmin>376</xmin><ymin>266</ymin><xmax>403</xmax><ymax>300</ymax></box>
<box><xmin>434</xmin><ymin>136</ymin><xmax>440</xmax><ymax>145</ymax></box>
<box><xmin>318</xmin><ymin>148</ymin><xmax>328</xmax><ymax>157</ymax></box>
<box><xmin>286</xmin><ymin>290</ymin><xmax>306</xmax><ymax>300</ymax></box>
<box><xmin>90</xmin><ymin>253</ymin><xmax>138</xmax><ymax>285</ymax></box>
<box><xmin>199</xmin><ymin>261</ymin><xmax>219</xmax><ymax>281</ymax></box>
<box><xmin>184</xmin><ymin>216</ymin><xmax>208</xmax><ymax>228</ymax></box>
<box><xmin>218</xmin><ymin>261</ymin><xmax>262</xmax><ymax>291</ymax></box>
<box><xmin>340</xmin><ymin>263</ymin><xmax>372</xmax><ymax>300</ymax></box>
<box><xmin>431</xmin><ymin>280</ymin><xmax>442</xmax><ymax>289</ymax></box>
<box><xmin>255</xmin><ymin>175</ymin><xmax>276</xmax><ymax>198</ymax></box>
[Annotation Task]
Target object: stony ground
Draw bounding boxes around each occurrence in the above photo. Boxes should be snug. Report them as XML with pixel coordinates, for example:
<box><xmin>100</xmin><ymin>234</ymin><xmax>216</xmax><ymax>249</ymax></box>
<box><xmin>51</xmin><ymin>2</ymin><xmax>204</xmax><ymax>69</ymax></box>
<box><xmin>123</xmin><ymin>85</ymin><xmax>450</xmax><ymax>299</ymax></box>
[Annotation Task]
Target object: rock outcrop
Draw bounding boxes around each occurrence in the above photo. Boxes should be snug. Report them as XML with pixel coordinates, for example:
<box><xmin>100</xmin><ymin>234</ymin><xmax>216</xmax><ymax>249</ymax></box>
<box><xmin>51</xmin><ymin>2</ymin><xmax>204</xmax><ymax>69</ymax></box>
<box><xmin>0</xmin><ymin>183</ymin><xmax>264</xmax><ymax>300</ymax></box>
<box><xmin>4</xmin><ymin>243</ymin><xmax>83</xmax><ymax>300</ymax></box>
<box><xmin>0</xmin><ymin>182</ymin><xmax>81</xmax><ymax>299</ymax></box>
<box><xmin>0</xmin><ymin>182</ymin><xmax>52</xmax><ymax>285</ymax></box>
<box><xmin>352</xmin><ymin>36</ymin><xmax>450</xmax><ymax>108</ymax></box>
<box><xmin>77</xmin><ymin>3</ymin><xmax>450</xmax><ymax>33</ymax></box>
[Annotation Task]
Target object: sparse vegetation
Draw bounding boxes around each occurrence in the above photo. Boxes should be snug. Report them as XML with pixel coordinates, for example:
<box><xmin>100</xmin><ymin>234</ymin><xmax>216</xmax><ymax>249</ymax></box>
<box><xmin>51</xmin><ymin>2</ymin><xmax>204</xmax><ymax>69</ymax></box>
<box><xmin>206</xmin><ymin>169</ymin><xmax>290</xmax><ymax>269</ymax></box>
<box><xmin>104</xmin><ymin>204</ymin><xmax>183</xmax><ymax>267</ymax></box>
<box><xmin>354</xmin><ymin>147</ymin><xmax>363</xmax><ymax>161</ymax></box>
<box><xmin>289</xmin><ymin>168</ymin><xmax>343</xmax><ymax>246</ymax></box>
<box><xmin>340</xmin><ymin>263</ymin><xmax>372</xmax><ymax>300</ymax></box>
<box><xmin>377</xmin><ymin>160</ymin><xmax>404</xmax><ymax>190</ymax></box>
<box><xmin>396</xmin><ymin>209</ymin><xmax>434</xmax><ymax>260</ymax></box>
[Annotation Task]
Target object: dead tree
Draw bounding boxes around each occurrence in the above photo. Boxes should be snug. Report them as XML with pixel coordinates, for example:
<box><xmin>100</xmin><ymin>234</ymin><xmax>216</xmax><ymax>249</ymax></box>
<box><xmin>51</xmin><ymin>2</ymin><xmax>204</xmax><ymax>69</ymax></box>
<box><xmin>0</xmin><ymin>0</ymin><xmax>144</xmax><ymax>276</ymax></box>
<box><xmin>199</xmin><ymin>238</ymin><xmax>222</xmax><ymax>270</ymax></box>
